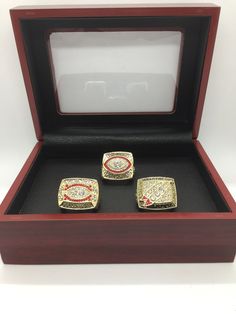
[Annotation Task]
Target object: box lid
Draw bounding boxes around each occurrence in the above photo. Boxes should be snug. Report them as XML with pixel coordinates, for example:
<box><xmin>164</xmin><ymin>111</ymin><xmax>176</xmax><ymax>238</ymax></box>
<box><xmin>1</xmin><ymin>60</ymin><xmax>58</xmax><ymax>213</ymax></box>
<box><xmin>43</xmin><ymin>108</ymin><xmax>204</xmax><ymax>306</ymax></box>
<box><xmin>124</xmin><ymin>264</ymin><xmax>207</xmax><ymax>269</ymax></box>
<box><xmin>10</xmin><ymin>4</ymin><xmax>220</xmax><ymax>144</ymax></box>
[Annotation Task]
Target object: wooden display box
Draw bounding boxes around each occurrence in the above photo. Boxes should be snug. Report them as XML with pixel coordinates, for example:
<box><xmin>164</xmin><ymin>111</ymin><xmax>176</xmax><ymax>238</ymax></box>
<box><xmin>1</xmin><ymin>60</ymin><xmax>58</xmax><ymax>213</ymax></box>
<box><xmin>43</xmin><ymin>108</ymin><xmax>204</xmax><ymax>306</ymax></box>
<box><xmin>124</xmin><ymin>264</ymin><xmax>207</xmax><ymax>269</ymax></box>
<box><xmin>0</xmin><ymin>4</ymin><xmax>236</xmax><ymax>264</ymax></box>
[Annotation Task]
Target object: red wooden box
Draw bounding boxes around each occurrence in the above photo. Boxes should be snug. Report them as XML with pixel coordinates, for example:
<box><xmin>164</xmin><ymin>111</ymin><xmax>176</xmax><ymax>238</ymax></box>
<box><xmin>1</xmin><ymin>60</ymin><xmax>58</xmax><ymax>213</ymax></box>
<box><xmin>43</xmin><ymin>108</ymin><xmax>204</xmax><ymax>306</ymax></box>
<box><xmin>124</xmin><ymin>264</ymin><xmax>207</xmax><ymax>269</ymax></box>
<box><xmin>0</xmin><ymin>4</ymin><xmax>236</xmax><ymax>264</ymax></box>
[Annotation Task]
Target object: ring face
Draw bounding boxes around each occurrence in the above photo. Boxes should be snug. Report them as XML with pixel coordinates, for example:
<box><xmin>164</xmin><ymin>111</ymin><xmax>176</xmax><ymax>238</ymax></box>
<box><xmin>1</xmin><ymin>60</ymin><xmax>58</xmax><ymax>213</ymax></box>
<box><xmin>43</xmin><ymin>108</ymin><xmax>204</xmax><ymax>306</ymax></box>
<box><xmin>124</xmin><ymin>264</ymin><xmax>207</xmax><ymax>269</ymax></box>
<box><xmin>102</xmin><ymin>151</ymin><xmax>134</xmax><ymax>180</ymax></box>
<box><xmin>58</xmin><ymin>178</ymin><xmax>99</xmax><ymax>210</ymax></box>
<box><xmin>137</xmin><ymin>177</ymin><xmax>177</xmax><ymax>210</ymax></box>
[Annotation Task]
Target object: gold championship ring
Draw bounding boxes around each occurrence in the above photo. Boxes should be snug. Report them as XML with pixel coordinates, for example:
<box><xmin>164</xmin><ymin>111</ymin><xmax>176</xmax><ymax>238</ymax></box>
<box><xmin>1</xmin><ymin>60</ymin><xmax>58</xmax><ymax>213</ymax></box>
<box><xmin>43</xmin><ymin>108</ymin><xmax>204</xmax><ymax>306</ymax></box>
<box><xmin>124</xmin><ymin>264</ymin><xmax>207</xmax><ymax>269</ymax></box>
<box><xmin>137</xmin><ymin>177</ymin><xmax>177</xmax><ymax>210</ymax></box>
<box><xmin>102</xmin><ymin>151</ymin><xmax>134</xmax><ymax>180</ymax></box>
<box><xmin>58</xmin><ymin>178</ymin><xmax>99</xmax><ymax>211</ymax></box>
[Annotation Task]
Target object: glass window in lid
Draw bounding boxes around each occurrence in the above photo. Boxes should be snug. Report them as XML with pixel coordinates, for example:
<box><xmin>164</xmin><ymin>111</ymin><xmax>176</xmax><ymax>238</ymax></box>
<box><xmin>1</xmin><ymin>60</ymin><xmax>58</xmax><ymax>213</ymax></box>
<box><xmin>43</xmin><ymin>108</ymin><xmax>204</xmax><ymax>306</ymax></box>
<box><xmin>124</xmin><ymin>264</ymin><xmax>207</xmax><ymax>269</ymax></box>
<box><xmin>49</xmin><ymin>30</ymin><xmax>182</xmax><ymax>114</ymax></box>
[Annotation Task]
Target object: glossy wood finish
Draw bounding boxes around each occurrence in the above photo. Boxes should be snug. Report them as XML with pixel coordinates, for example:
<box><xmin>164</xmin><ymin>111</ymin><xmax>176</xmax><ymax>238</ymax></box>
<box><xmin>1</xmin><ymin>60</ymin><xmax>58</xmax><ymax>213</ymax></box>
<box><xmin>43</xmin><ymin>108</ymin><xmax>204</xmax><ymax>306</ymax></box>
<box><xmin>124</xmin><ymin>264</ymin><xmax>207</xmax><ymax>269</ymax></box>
<box><xmin>192</xmin><ymin>10</ymin><xmax>220</xmax><ymax>138</ymax></box>
<box><xmin>194</xmin><ymin>140</ymin><xmax>236</xmax><ymax>212</ymax></box>
<box><xmin>0</xmin><ymin>219</ymin><xmax>236</xmax><ymax>264</ymax></box>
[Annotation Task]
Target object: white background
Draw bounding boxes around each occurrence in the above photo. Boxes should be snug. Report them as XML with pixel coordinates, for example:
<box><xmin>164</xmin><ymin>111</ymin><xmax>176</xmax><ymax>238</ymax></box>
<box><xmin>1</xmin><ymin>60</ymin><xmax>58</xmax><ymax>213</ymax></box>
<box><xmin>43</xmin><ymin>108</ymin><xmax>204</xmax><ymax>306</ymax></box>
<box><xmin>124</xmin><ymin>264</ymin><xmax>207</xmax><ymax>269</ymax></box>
<box><xmin>0</xmin><ymin>1</ymin><xmax>236</xmax><ymax>314</ymax></box>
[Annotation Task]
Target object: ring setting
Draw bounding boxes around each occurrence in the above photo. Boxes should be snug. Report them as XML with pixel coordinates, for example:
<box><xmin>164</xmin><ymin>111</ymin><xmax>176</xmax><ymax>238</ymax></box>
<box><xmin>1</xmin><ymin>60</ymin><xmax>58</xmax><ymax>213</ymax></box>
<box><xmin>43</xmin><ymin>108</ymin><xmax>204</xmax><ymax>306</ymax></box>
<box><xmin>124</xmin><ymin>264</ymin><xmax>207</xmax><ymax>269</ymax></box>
<box><xmin>58</xmin><ymin>178</ymin><xmax>99</xmax><ymax>210</ymax></box>
<box><xmin>102</xmin><ymin>151</ymin><xmax>134</xmax><ymax>180</ymax></box>
<box><xmin>137</xmin><ymin>177</ymin><xmax>177</xmax><ymax>210</ymax></box>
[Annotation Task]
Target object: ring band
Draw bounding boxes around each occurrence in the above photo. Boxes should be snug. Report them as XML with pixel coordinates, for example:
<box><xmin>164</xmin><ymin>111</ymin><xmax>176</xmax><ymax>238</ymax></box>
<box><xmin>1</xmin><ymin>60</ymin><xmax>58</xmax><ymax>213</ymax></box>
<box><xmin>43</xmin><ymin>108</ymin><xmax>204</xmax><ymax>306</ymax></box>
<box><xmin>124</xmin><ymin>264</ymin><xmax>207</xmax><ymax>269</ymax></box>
<box><xmin>58</xmin><ymin>178</ymin><xmax>99</xmax><ymax>211</ymax></box>
<box><xmin>102</xmin><ymin>151</ymin><xmax>134</xmax><ymax>180</ymax></box>
<box><xmin>136</xmin><ymin>177</ymin><xmax>177</xmax><ymax>210</ymax></box>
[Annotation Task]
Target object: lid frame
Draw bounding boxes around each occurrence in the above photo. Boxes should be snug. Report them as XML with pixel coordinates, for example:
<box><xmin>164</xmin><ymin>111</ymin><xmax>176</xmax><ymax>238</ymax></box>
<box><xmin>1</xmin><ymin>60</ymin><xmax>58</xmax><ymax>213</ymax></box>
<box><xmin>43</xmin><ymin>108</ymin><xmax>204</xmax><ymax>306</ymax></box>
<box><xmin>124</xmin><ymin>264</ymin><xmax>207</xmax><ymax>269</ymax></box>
<box><xmin>10</xmin><ymin>4</ymin><xmax>220</xmax><ymax>141</ymax></box>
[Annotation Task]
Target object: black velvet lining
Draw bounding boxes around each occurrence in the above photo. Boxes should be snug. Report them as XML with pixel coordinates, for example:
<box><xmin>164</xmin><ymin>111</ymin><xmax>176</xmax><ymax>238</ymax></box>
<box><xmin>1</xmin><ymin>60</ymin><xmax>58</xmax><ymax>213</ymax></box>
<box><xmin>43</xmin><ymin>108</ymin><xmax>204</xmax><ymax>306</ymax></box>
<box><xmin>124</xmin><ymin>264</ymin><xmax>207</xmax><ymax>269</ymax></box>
<box><xmin>6</xmin><ymin>143</ymin><xmax>230</xmax><ymax>215</ymax></box>
<box><xmin>20</xmin><ymin>16</ymin><xmax>210</xmax><ymax>137</ymax></box>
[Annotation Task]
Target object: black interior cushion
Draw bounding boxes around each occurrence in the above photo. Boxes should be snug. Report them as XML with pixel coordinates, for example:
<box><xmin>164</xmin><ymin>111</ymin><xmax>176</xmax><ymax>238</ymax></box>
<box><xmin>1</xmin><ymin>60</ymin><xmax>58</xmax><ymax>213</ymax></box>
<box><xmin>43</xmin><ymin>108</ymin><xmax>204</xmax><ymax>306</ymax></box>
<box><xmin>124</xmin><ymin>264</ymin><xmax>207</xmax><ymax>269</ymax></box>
<box><xmin>6</xmin><ymin>144</ymin><xmax>230</xmax><ymax>214</ymax></box>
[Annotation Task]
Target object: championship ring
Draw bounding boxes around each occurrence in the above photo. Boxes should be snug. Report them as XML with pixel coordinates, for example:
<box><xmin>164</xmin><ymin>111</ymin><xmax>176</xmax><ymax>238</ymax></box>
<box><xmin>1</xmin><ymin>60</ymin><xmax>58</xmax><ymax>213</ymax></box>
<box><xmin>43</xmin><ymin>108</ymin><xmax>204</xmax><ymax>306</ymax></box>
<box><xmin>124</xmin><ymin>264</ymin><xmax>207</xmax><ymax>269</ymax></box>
<box><xmin>137</xmin><ymin>177</ymin><xmax>177</xmax><ymax>210</ymax></box>
<box><xmin>58</xmin><ymin>178</ymin><xmax>99</xmax><ymax>211</ymax></box>
<box><xmin>102</xmin><ymin>151</ymin><xmax>134</xmax><ymax>180</ymax></box>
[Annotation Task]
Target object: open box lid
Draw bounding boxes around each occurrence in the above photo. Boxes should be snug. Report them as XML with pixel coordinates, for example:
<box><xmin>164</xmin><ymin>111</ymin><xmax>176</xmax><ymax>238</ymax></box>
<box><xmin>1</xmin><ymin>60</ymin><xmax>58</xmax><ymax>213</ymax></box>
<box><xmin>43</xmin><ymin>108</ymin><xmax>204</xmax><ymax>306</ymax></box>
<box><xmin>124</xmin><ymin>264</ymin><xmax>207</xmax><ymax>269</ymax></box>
<box><xmin>10</xmin><ymin>4</ymin><xmax>220</xmax><ymax>144</ymax></box>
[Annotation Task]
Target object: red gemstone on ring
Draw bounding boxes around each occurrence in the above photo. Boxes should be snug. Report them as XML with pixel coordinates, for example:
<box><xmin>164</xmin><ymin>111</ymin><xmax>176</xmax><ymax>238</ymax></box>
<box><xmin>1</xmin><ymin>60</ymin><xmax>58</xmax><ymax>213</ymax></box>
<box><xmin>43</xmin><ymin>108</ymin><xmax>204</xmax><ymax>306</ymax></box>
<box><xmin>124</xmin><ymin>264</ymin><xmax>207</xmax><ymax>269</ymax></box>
<box><xmin>104</xmin><ymin>156</ymin><xmax>132</xmax><ymax>174</ymax></box>
<box><xmin>64</xmin><ymin>183</ymin><xmax>92</xmax><ymax>203</ymax></box>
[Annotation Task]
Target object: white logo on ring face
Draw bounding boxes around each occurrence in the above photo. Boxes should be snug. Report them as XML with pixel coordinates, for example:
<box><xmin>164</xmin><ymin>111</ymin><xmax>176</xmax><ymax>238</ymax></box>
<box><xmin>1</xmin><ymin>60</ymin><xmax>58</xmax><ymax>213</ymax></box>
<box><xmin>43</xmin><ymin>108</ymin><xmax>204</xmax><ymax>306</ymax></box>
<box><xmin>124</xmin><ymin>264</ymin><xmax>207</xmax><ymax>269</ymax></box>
<box><xmin>104</xmin><ymin>156</ymin><xmax>131</xmax><ymax>173</ymax></box>
<box><xmin>64</xmin><ymin>184</ymin><xmax>92</xmax><ymax>202</ymax></box>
